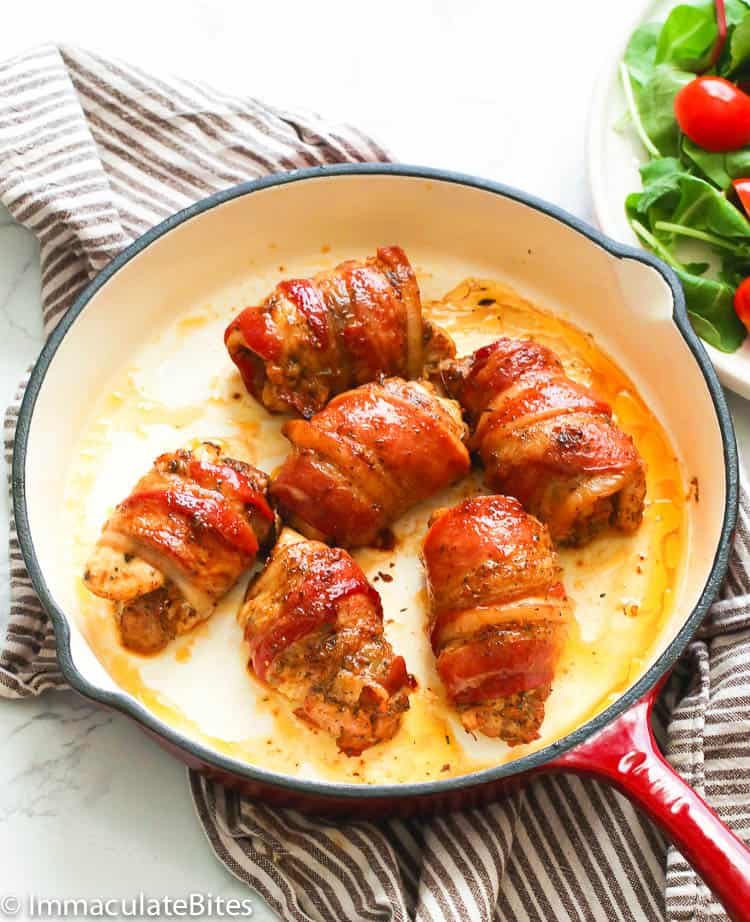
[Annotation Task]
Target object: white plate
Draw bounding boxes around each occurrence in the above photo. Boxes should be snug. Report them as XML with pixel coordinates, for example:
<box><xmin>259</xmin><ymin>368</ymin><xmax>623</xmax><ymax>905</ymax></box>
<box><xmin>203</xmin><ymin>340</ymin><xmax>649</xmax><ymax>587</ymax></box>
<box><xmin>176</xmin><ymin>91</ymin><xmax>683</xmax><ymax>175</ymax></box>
<box><xmin>587</xmin><ymin>0</ymin><xmax>750</xmax><ymax>399</ymax></box>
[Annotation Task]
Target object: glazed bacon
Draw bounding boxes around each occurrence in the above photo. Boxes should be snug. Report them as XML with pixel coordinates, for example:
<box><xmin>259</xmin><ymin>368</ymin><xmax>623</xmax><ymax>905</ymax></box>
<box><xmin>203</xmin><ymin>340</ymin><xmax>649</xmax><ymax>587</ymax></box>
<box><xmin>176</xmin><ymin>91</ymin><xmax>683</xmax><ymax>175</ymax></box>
<box><xmin>441</xmin><ymin>338</ymin><xmax>647</xmax><ymax>545</ymax></box>
<box><xmin>224</xmin><ymin>246</ymin><xmax>455</xmax><ymax>416</ymax></box>
<box><xmin>423</xmin><ymin>495</ymin><xmax>571</xmax><ymax>744</ymax></box>
<box><xmin>84</xmin><ymin>443</ymin><xmax>273</xmax><ymax>654</ymax></box>
<box><xmin>240</xmin><ymin>529</ymin><xmax>412</xmax><ymax>755</ymax></box>
<box><xmin>270</xmin><ymin>377</ymin><xmax>471</xmax><ymax>547</ymax></box>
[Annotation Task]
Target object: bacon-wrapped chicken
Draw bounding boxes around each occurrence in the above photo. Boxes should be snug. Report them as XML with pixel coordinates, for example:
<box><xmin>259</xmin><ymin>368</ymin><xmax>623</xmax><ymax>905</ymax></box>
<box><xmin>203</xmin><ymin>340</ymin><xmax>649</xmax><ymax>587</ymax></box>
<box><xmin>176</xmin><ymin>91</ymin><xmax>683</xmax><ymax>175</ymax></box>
<box><xmin>270</xmin><ymin>377</ymin><xmax>471</xmax><ymax>548</ymax></box>
<box><xmin>225</xmin><ymin>246</ymin><xmax>455</xmax><ymax>416</ymax></box>
<box><xmin>422</xmin><ymin>495</ymin><xmax>571</xmax><ymax>744</ymax></box>
<box><xmin>441</xmin><ymin>338</ymin><xmax>646</xmax><ymax>545</ymax></box>
<box><xmin>84</xmin><ymin>443</ymin><xmax>273</xmax><ymax>654</ymax></box>
<box><xmin>240</xmin><ymin>528</ymin><xmax>412</xmax><ymax>755</ymax></box>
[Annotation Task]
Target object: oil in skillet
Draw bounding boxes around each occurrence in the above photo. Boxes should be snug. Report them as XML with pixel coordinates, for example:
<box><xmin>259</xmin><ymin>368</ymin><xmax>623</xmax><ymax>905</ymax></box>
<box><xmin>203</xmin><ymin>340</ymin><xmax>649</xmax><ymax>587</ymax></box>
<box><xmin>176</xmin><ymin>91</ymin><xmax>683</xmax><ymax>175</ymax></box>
<box><xmin>65</xmin><ymin>274</ymin><xmax>686</xmax><ymax>784</ymax></box>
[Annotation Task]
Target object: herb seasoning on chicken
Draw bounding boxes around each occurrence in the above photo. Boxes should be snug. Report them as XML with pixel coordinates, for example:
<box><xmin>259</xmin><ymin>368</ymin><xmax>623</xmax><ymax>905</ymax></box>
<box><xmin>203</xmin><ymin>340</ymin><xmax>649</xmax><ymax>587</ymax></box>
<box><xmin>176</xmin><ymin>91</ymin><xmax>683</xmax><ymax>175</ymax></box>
<box><xmin>225</xmin><ymin>246</ymin><xmax>454</xmax><ymax>416</ymax></box>
<box><xmin>441</xmin><ymin>338</ymin><xmax>646</xmax><ymax>545</ymax></box>
<box><xmin>240</xmin><ymin>529</ymin><xmax>413</xmax><ymax>755</ymax></box>
<box><xmin>83</xmin><ymin>443</ymin><xmax>273</xmax><ymax>654</ymax></box>
<box><xmin>270</xmin><ymin>377</ymin><xmax>470</xmax><ymax>548</ymax></box>
<box><xmin>422</xmin><ymin>495</ymin><xmax>571</xmax><ymax>744</ymax></box>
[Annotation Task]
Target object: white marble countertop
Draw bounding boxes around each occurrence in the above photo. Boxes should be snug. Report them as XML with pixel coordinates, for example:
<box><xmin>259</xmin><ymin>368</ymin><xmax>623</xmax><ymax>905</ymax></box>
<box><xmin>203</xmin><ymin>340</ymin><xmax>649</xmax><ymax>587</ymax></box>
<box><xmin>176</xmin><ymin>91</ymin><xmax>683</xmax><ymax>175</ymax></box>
<box><xmin>1</xmin><ymin>2</ymin><xmax>749</xmax><ymax>918</ymax></box>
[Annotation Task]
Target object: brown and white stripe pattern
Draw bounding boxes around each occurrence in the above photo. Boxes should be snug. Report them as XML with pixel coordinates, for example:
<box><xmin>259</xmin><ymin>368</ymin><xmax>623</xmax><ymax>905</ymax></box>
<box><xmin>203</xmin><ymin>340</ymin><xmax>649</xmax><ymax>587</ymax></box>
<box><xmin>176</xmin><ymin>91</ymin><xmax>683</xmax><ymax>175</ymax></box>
<box><xmin>1</xmin><ymin>42</ymin><xmax>748</xmax><ymax>922</ymax></box>
<box><xmin>191</xmin><ymin>536</ymin><xmax>750</xmax><ymax>922</ymax></box>
<box><xmin>0</xmin><ymin>41</ymin><xmax>386</xmax><ymax>696</ymax></box>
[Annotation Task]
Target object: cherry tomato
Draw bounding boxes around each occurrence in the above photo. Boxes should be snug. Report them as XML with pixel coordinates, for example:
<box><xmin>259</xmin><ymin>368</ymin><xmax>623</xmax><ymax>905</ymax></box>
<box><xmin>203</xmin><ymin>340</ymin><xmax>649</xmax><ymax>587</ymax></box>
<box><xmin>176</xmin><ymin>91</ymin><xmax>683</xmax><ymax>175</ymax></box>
<box><xmin>733</xmin><ymin>178</ymin><xmax>750</xmax><ymax>218</ymax></box>
<box><xmin>733</xmin><ymin>277</ymin><xmax>750</xmax><ymax>333</ymax></box>
<box><xmin>674</xmin><ymin>77</ymin><xmax>750</xmax><ymax>152</ymax></box>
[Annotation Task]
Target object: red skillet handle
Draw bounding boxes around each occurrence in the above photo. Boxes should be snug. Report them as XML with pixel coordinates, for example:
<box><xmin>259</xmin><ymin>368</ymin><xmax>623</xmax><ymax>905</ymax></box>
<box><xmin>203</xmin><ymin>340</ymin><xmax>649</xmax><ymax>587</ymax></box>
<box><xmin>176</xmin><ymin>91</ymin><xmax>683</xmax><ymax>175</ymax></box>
<box><xmin>550</xmin><ymin>682</ymin><xmax>750</xmax><ymax>922</ymax></box>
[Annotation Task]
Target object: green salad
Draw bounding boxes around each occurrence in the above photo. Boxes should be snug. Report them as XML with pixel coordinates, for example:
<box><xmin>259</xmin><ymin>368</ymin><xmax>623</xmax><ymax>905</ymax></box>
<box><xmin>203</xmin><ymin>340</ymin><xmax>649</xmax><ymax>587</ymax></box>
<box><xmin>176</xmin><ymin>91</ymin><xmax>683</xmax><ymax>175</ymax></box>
<box><xmin>622</xmin><ymin>0</ymin><xmax>750</xmax><ymax>352</ymax></box>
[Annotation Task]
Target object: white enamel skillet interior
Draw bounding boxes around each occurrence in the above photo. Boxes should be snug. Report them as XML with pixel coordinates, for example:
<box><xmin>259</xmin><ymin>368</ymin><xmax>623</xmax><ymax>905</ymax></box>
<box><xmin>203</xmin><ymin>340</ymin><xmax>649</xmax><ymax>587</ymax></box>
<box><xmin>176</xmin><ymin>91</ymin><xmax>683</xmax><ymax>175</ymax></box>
<box><xmin>11</xmin><ymin>164</ymin><xmax>738</xmax><ymax>804</ymax></box>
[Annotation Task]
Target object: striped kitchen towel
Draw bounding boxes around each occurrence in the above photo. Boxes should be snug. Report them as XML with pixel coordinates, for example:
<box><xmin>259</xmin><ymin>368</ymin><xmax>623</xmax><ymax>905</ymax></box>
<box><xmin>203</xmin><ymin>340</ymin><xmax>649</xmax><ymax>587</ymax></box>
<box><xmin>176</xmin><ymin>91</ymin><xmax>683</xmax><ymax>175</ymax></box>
<box><xmin>1</xmin><ymin>43</ymin><xmax>748</xmax><ymax>922</ymax></box>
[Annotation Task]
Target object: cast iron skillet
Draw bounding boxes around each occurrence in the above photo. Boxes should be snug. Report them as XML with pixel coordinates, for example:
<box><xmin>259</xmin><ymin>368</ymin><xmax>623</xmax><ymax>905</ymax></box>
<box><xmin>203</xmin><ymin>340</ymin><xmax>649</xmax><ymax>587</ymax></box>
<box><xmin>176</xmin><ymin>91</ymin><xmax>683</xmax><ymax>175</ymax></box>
<box><xmin>11</xmin><ymin>165</ymin><xmax>749</xmax><ymax>919</ymax></box>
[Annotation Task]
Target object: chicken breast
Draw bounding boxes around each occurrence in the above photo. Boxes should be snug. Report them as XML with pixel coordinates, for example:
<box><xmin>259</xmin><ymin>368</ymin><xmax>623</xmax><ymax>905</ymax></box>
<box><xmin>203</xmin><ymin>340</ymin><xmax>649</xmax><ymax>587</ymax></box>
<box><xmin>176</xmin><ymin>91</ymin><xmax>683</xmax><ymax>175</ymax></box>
<box><xmin>422</xmin><ymin>495</ymin><xmax>571</xmax><ymax>744</ymax></box>
<box><xmin>225</xmin><ymin>246</ymin><xmax>455</xmax><ymax>417</ymax></box>
<box><xmin>84</xmin><ymin>442</ymin><xmax>273</xmax><ymax>654</ymax></box>
<box><xmin>270</xmin><ymin>377</ymin><xmax>471</xmax><ymax>548</ymax></box>
<box><xmin>441</xmin><ymin>338</ymin><xmax>646</xmax><ymax>545</ymax></box>
<box><xmin>240</xmin><ymin>529</ymin><xmax>413</xmax><ymax>755</ymax></box>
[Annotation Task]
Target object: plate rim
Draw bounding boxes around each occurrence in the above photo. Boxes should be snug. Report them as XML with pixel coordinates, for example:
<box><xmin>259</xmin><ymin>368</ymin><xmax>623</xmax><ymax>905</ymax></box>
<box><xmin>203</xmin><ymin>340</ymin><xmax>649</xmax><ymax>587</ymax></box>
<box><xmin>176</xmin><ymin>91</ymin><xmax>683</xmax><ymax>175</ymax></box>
<box><xmin>11</xmin><ymin>162</ymin><xmax>739</xmax><ymax>799</ymax></box>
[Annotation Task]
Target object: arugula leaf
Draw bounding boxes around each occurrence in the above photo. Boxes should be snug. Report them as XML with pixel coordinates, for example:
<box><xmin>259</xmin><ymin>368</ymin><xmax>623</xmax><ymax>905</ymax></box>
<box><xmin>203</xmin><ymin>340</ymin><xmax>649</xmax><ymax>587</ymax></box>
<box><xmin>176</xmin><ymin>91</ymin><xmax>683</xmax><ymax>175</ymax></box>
<box><xmin>678</xmin><ymin>271</ymin><xmax>747</xmax><ymax>350</ymax></box>
<box><xmin>670</xmin><ymin>174</ymin><xmax>750</xmax><ymax>237</ymax></box>
<box><xmin>641</xmin><ymin>157</ymin><xmax>683</xmax><ymax>184</ymax></box>
<box><xmin>720</xmin><ymin>249</ymin><xmax>750</xmax><ymax>285</ymax></box>
<box><xmin>627</xmin><ymin>181</ymin><xmax>749</xmax><ymax>352</ymax></box>
<box><xmin>681</xmin><ymin>137</ymin><xmax>750</xmax><ymax>188</ymax></box>
<box><xmin>638</xmin><ymin>65</ymin><xmax>695</xmax><ymax>156</ymax></box>
<box><xmin>725</xmin><ymin>0</ymin><xmax>750</xmax><ymax>28</ymax></box>
<box><xmin>720</xmin><ymin>149</ymin><xmax>750</xmax><ymax>181</ymax></box>
<box><xmin>656</xmin><ymin>4</ymin><xmax>718</xmax><ymax>70</ymax></box>
<box><xmin>687</xmin><ymin>310</ymin><xmax>737</xmax><ymax>349</ymax></box>
<box><xmin>627</xmin><ymin>161</ymin><xmax>686</xmax><ymax>234</ymax></box>
<box><xmin>633</xmin><ymin>160</ymin><xmax>750</xmax><ymax>239</ymax></box>
<box><xmin>622</xmin><ymin>22</ymin><xmax>693</xmax><ymax>156</ymax></box>
<box><xmin>625</xmin><ymin>22</ymin><xmax>661</xmax><ymax>86</ymax></box>
<box><xmin>728</xmin><ymin>11</ymin><xmax>750</xmax><ymax>72</ymax></box>
<box><xmin>631</xmin><ymin>157</ymin><xmax>684</xmax><ymax>212</ymax></box>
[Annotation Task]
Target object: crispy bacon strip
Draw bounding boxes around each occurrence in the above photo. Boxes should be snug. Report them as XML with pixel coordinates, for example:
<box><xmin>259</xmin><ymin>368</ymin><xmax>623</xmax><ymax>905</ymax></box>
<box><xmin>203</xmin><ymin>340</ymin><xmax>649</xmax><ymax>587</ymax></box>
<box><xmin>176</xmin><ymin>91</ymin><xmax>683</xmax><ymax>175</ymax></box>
<box><xmin>270</xmin><ymin>378</ymin><xmax>471</xmax><ymax>547</ymax></box>
<box><xmin>225</xmin><ymin>246</ymin><xmax>455</xmax><ymax>416</ymax></box>
<box><xmin>422</xmin><ymin>495</ymin><xmax>571</xmax><ymax>745</ymax></box>
<box><xmin>441</xmin><ymin>338</ymin><xmax>646</xmax><ymax>545</ymax></box>
<box><xmin>240</xmin><ymin>529</ymin><xmax>413</xmax><ymax>755</ymax></box>
<box><xmin>83</xmin><ymin>443</ymin><xmax>273</xmax><ymax>655</ymax></box>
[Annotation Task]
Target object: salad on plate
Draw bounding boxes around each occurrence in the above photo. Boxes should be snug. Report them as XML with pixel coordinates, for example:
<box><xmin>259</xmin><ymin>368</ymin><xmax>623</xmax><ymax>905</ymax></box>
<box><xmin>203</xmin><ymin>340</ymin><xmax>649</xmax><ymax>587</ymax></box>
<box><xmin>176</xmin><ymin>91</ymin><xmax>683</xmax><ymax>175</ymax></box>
<box><xmin>622</xmin><ymin>0</ymin><xmax>750</xmax><ymax>352</ymax></box>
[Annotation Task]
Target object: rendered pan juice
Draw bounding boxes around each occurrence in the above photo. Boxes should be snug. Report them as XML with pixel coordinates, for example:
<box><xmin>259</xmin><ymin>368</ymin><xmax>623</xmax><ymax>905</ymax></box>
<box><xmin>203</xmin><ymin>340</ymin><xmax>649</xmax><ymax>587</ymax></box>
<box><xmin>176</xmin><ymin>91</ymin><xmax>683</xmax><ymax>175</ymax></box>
<box><xmin>62</xmin><ymin>256</ymin><xmax>687</xmax><ymax>785</ymax></box>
